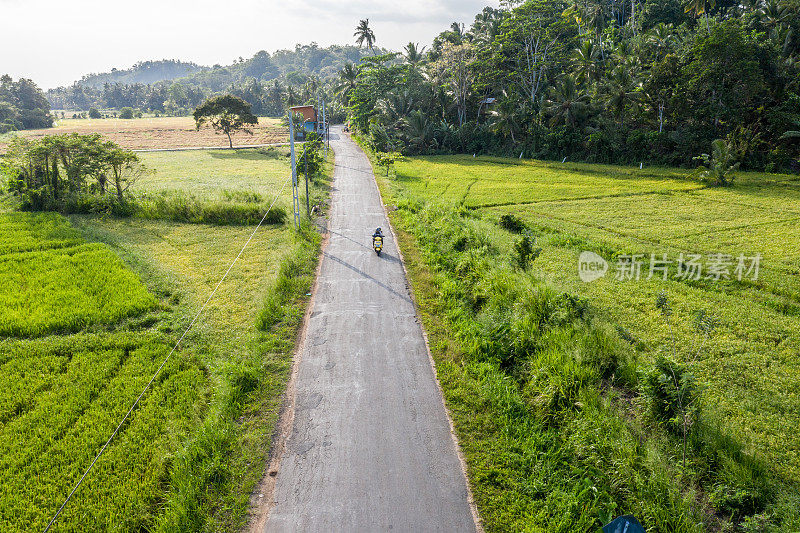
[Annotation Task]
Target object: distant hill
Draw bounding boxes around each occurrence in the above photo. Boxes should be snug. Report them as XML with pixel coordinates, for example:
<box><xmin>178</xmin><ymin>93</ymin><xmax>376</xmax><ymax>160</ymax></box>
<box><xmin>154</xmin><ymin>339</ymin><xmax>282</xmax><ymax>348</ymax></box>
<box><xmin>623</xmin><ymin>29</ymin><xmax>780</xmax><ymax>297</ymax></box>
<box><xmin>46</xmin><ymin>43</ymin><xmax>386</xmax><ymax>113</ymax></box>
<box><xmin>172</xmin><ymin>43</ymin><xmax>382</xmax><ymax>92</ymax></box>
<box><xmin>77</xmin><ymin>60</ymin><xmax>208</xmax><ymax>88</ymax></box>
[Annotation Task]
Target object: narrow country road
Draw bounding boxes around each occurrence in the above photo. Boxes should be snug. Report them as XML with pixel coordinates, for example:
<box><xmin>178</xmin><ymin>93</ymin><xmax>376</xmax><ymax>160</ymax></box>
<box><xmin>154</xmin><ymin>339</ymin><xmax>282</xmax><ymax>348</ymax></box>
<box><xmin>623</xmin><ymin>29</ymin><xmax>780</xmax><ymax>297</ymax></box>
<box><xmin>261</xmin><ymin>127</ymin><xmax>477</xmax><ymax>532</ymax></box>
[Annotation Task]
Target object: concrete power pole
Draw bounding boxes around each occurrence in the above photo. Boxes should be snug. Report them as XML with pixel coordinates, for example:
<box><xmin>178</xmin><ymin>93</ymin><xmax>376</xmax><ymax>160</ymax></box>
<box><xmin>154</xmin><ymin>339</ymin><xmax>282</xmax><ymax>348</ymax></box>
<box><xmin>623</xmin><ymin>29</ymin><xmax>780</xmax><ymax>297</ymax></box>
<box><xmin>289</xmin><ymin>117</ymin><xmax>301</xmax><ymax>231</ymax></box>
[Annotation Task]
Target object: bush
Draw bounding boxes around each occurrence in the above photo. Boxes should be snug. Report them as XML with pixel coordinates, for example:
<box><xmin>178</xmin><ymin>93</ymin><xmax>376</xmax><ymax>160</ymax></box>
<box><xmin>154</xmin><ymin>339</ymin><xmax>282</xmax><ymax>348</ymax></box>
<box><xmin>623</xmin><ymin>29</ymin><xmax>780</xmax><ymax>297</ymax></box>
<box><xmin>642</xmin><ymin>355</ymin><xmax>698</xmax><ymax>434</ymax></box>
<box><xmin>375</xmin><ymin>151</ymin><xmax>401</xmax><ymax>177</ymax></box>
<box><xmin>499</xmin><ymin>213</ymin><xmax>526</xmax><ymax>233</ymax></box>
<box><xmin>119</xmin><ymin>107</ymin><xmax>134</xmax><ymax>119</ymax></box>
<box><xmin>88</xmin><ymin>108</ymin><xmax>102</xmax><ymax>119</ymax></box>
<box><xmin>299</xmin><ymin>132</ymin><xmax>325</xmax><ymax>178</ymax></box>
<box><xmin>694</xmin><ymin>139</ymin><xmax>740</xmax><ymax>186</ymax></box>
<box><xmin>511</xmin><ymin>235</ymin><xmax>541</xmax><ymax>271</ymax></box>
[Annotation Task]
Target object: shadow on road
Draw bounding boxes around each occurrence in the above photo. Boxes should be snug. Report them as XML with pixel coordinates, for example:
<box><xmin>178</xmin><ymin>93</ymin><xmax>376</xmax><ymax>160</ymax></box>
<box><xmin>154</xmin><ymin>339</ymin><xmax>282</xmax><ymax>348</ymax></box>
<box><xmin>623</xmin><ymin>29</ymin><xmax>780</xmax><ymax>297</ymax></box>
<box><xmin>323</xmin><ymin>251</ymin><xmax>413</xmax><ymax>304</ymax></box>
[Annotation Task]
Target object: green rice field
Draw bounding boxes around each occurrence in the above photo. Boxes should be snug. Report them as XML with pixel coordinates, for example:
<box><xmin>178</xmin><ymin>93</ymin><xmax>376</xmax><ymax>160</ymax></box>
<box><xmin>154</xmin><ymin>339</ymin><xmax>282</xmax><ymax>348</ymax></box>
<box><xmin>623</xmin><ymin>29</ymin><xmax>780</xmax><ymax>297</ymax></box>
<box><xmin>379</xmin><ymin>152</ymin><xmax>800</xmax><ymax>530</ymax></box>
<box><xmin>0</xmin><ymin>147</ymin><xmax>328</xmax><ymax>531</ymax></box>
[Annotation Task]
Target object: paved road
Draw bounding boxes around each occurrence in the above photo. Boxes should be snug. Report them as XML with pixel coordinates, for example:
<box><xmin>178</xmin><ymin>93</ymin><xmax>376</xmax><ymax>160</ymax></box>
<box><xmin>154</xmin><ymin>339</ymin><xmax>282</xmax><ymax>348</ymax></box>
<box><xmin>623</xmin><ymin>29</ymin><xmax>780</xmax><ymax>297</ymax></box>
<box><xmin>263</xmin><ymin>127</ymin><xmax>476</xmax><ymax>532</ymax></box>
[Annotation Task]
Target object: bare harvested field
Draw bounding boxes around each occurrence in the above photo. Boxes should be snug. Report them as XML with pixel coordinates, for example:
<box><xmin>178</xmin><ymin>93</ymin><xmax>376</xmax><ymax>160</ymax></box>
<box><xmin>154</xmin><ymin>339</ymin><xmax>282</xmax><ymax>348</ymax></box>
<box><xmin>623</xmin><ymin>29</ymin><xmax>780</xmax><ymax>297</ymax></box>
<box><xmin>0</xmin><ymin>116</ymin><xmax>287</xmax><ymax>151</ymax></box>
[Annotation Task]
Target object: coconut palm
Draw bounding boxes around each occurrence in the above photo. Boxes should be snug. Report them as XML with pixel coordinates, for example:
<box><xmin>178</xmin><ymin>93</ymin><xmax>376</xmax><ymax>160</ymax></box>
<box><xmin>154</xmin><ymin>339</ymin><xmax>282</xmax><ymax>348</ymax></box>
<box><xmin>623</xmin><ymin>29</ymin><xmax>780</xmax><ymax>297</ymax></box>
<box><xmin>404</xmin><ymin>43</ymin><xmax>427</xmax><ymax>65</ymax></box>
<box><xmin>760</xmin><ymin>0</ymin><xmax>790</xmax><ymax>47</ymax></box>
<box><xmin>545</xmin><ymin>75</ymin><xmax>590</xmax><ymax>128</ymax></box>
<box><xmin>602</xmin><ymin>64</ymin><xmax>642</xmax><ymax>126</ymax></box>
<box><xmin>647</xmin><ymin>23</ymin><xmax>676</xmax><ymax>57</ymax></box>
<box><xmin>573</xmin><ymin>40</ymin><xmax>602</xmax><ymax>84</ymax></box>
<box><xmin>489</xmin><ymin>94</ymin><xmax>522</xmax><ymax>144</ymax></box>
<box><xmin>403</xmin><ymin>110</ymin><xmax>434</xmax><ymax>150</ymax></box>
<box><xmin>335</xmin><ymin>64</ymin><xmax>359</xmax><ymax>104</ymax></box>
<box><xmin>694</xmin><ymin>139</ymin><xmax>740</xmax><ymax>186</ymax></box>
<box><xmin>684</xmin><ymin>0</ymin><xmax>716</xmax><ymax>32</ymax></box>
<box><xmin>354</xmin><ymin>19</ymin><xmax>376</xmax><ymax>54</ymax></box>
<box><xmin>378</xmin><ymin>89</ymin><xmax>415</xmax><ymax>126</ymax></box>
<box><xmin>760</xmin><ymin>0</ymin><xmax>788</xmax><ymax>32</ymax></box>
<box><xmin>450</xmin><ymin>22</ymin><xmax>465</xmax><ymax>43</ymax></box>
<box><xmin>470</xmin><ymin>7</ymin><xmax>504</xmax><ymax>45</ymax></box>
<box><xmin>587</xmin><ymin>3</ymin><xmax>608</xmax><ymax>59</ymax></box>
<box><xmin>267</xmin><ymin>80</ymin><xmax>286</xmax><ymax>115</ymax></box>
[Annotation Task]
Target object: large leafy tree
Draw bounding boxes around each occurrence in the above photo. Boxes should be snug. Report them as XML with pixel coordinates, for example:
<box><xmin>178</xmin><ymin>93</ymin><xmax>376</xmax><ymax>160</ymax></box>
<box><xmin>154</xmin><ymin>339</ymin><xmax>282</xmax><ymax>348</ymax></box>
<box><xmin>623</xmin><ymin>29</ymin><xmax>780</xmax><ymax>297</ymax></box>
<box><xmin>433</xmin><ymin>42</ymin><xmax>475</xmax><ymax>127</ymax></box>
<box><xmin>0</xmin><ymin>75</ymin><xmax>53</xmax><ymax>131</ymax></box>
<box><xmin>493</xmin><ymin>0</ymin><xmax>577</xmax><ymax>109</ymax></box>
<box><xmin>682</xmin><ymin>20</ymin><xmax>770</xmax><ymax>132</ymax></box>
<box><xmin>193</xmin><ymin>94</ymin><xmax>258</xmax><ymax>148</ymax></box>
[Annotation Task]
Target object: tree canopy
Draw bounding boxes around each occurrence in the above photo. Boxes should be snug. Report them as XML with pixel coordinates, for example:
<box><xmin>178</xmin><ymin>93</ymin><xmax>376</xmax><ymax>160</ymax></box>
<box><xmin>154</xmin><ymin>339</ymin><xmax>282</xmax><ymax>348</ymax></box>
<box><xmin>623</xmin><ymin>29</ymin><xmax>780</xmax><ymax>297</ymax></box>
<box><xmin>193</xmin><ymin>94</ymin><xmax>258</xmax><ymax>148</ymax></box>
<box><xmin>0</xmin><ymin>75</ymin><xmax>53</xmax><ymax>132</ymax></box>
<box><xmin>335</xmin><ymin>1</ymin><xmax>799</xmax><ymax>172</ymax></box>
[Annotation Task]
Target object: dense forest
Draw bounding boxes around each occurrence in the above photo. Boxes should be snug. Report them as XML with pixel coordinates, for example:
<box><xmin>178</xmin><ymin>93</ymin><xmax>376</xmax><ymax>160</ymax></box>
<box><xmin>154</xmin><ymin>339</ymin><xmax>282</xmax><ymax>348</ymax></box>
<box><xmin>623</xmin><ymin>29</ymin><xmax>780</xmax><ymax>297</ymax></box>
<box><xmin>346</xmin><ymin>0</ymin><xmax>800</xmax><ymax>171</ymax></box>
<box><xmin>45</xmin><ymin>44</ymin><xmax>380</xmax><ymax>118</ymax></box>
<box><xmin>0</xmin><ymin>75</ymin><xmax>53</xmax><ymax>132</ymax></box>
<box><xmin>32</xmin><ymin>1</ymin><xmax>800</xmax><ymax>171</ymax></box>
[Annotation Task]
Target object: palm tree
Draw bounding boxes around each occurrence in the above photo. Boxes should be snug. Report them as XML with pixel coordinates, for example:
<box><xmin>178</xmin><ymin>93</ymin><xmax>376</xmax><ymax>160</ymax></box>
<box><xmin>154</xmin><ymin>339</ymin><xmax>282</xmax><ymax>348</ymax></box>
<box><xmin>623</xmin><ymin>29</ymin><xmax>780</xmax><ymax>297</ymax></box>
<box><xmin>684</xmin><ymin>0</ymin><xmax>716</xmax><ymax>32</ymax></box>
<box><xmin>286</xmin><ymin>85</ymin><xmax>298</xmax><ymax>107</ymax></box>
<box><xmin>760</xmin><ymin>0</ymin><xmax>791</xmax><ymax>51</ymax></box>
<box><xmin>602</xmin><ymin>64</ymin><xmax>642</xmax><ymax>126</ymax></box>
<box><xmin>470</xmin><ymin>7</ymin><xmax>504</xmax><ymax>45</ymax></box>
<box><xmin>450</xmin><ymin>22</ymin><xmax>465</xmax><ymax>43</ymax></box>
<box><xmin>267</xmin><ymin>80</ymin><xmax>285</xmax><ymax>114</ymax></box>
<box><xmin>647</xmin><ymin>23</ymin><xmax>675</xmax><ymax>58</ymax></box>
<box><xmin>587</xmin><ymin>3</ymin><xmax>608</xmax><ymax>59</ymax></box>
<box><xmin>545</xmin><ymin>75</ymin><xmax>590</xmax><ymax>128</ymax></box>
<box><xmin>403</xmin><ymin>110</ymin><xmax>434</xmax><ymax>151</ymax></box>
<box><xmin>378</xmin><ymin>88</ymin><xmax>415</xmax><ymax>126</ymax></box>
<box><xmin>404</xmin><ymin>42</ymin><xmax>427</xmax><ymax>65</ymax></box>
<box><xmin>354</xmin><ymin>19</ymin><xmax>376</xmax><ymax>54</ymax></box>
<box><xmin>490</xmin><ymin>94</ymin><xmax>522</xmax><ymax>144</ymax></box>
<box><xmin>335</xmin><ymin>64</ymin><xmax>359</xmax><ymax>105</ymax></box>
<box><xmin>573</xmin><ymin>40</ymin><xmax>602</xmax><ymax>84</ymax></box>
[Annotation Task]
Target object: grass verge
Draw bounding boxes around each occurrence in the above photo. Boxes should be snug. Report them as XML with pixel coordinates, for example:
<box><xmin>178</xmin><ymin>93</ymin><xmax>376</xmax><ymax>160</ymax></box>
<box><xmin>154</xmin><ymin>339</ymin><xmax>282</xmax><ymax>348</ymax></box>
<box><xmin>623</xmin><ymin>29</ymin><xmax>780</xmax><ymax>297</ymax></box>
<box><xmin>360</xmin><ymin>137</ymin><xmax>800</xmax><ymax>531</ymax></box>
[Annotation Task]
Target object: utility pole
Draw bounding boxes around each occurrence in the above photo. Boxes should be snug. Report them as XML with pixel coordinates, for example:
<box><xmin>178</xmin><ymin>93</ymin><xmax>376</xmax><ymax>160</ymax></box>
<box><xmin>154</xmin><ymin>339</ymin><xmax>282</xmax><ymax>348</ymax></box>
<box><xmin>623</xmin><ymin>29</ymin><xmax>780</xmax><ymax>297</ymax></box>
<box><xmin>289</xmin><ymin>115</ymin><xmax>301</xmax><ymax>231</ymax></box>
<box><xmin>304</xmin><ymin>145</ymin><xmax>310</xmax><ymax>216</ymax></box>
<box><xmin>322</xmin><ymin>100</ymin><xmax>329</xmax><ymax>154</ymax></box>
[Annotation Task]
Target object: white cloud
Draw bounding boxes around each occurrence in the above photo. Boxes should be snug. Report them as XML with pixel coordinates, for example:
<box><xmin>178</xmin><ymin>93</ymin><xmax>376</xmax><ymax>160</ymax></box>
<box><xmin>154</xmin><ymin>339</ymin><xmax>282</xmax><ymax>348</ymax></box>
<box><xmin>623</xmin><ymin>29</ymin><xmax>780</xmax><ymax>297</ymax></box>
<box><xmin>0</xmin><ymin>0</ymin><xmax>499</xmax><ymax>89</ymax></box>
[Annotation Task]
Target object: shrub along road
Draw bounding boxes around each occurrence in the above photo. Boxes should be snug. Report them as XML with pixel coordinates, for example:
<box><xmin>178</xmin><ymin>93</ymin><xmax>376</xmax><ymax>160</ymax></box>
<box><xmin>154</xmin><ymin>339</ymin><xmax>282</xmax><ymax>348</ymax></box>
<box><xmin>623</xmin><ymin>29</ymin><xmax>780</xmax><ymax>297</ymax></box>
<box><xmin>257</xmin><ymin>127</ymin><xmax>476</xmax><ymax>532</ymax></box>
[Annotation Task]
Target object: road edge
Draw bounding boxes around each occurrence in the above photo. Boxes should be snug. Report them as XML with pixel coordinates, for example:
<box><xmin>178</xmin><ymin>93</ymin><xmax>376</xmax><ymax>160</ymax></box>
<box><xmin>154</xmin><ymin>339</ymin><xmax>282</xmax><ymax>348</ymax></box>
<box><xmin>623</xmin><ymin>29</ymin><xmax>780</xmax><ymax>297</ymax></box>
<box><xmin>245</xmin><ymin>177</ymin><xmax>333</xmax><ymax>533</ymax></box>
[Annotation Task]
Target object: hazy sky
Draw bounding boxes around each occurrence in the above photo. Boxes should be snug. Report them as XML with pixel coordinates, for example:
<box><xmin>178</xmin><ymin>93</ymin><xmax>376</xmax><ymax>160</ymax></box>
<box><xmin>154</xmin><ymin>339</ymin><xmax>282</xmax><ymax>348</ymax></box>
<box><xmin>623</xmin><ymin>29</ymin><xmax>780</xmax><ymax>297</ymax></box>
<box><xmin>1</xmin><ymin>0</ymin><xmax>500</xmax><ymax>89</ymax></box>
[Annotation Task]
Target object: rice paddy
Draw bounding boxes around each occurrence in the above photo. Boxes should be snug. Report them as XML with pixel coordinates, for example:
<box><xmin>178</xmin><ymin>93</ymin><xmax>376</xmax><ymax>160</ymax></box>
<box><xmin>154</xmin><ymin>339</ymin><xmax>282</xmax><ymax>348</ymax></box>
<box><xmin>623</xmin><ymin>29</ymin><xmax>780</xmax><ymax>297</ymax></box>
<box><xmin>377</xmin><ymin>152</ymin><xmax>800</xmax><ymax>530</ymax></box>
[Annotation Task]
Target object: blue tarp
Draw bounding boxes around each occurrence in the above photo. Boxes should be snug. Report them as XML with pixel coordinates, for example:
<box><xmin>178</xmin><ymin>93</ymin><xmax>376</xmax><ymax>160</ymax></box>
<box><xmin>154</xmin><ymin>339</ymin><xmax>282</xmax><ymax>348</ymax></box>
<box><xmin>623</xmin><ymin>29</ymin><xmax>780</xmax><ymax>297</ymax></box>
<box><xmin>603</xmin><ymin>515</ymin><xmax>646</xmax><ymax>533</ymax></box>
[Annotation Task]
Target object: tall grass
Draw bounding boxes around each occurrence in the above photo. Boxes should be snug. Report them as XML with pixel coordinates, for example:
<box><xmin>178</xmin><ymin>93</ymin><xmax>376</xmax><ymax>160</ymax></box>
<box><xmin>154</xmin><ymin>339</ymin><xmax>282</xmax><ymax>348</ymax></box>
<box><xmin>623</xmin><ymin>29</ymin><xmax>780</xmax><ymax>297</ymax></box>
<box><xmin>155</xmin><ymin>224</ymin><xmax>320</xmax><ymax>531</ymax></box>
<box><xmin>391</xmin><ymin>200</ymin><xmax>789</xmax><ymax>531</ymax></box>
<box><xmin>132</xmin><ymin>190</ymin><xmax>287</xmax><ymax>226</ymax></box>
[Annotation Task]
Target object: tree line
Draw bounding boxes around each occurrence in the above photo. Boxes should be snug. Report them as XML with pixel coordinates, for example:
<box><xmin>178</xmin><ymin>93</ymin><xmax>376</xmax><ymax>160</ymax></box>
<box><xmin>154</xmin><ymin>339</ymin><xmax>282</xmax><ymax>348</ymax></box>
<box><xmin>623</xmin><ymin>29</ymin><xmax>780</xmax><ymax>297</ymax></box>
<box><xmin>342</xmin><ymin>1</ymin><xmax>800</xmax><ymax>172</ymax></box>
<box><xmin>45</xmin><ymin>44</ymin><xmax>376</xmax><ymax>119</ymax></box>
<box><xmin>0</xmin><ymin>75</ymin><xmax>53</xmax><ymax>132</ymax></box>
<box><xmin>2</xmin><ymin>134</ymin><xmax>145</xmax><ymax>210</ymax></box>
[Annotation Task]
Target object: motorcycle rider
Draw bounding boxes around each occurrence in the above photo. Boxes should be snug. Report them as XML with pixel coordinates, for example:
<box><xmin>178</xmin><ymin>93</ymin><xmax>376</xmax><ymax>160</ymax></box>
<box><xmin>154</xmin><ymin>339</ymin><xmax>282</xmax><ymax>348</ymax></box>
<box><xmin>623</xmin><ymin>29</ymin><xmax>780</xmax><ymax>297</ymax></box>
<box><xmin>372</xmin><ymin>227</ymin><xmax>384</xmax><ymax>255</ymax></box>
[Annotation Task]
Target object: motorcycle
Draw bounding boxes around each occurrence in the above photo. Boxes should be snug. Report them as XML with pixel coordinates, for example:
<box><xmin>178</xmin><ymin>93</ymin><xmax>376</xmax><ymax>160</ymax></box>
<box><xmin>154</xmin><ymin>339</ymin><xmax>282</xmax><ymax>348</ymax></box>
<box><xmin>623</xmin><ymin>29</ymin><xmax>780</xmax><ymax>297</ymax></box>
<box><xmin>372</xmin><ymin>229</ymin><xmax>384</xmax><ymax>256</ymax></box>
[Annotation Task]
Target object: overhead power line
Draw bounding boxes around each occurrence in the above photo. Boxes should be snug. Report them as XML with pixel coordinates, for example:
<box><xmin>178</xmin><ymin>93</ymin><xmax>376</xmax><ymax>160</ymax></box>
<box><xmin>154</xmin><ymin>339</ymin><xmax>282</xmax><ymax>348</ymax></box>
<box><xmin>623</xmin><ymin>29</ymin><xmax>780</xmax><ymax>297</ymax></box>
<box><xmin>44</xmin><ymin>176</ymin><xmax>291</xmax><ymax>532</ymax></box>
